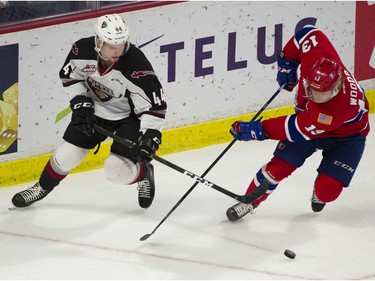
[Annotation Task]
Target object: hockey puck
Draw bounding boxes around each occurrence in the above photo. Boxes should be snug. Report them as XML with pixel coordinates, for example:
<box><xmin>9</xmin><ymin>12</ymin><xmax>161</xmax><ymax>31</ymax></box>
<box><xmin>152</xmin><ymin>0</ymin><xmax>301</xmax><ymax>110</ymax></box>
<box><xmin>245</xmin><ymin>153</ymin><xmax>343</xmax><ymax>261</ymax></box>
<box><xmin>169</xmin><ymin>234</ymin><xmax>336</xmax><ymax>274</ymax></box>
<box><xmin>284</xmin><ymin>249</ymin><xmax>296</xmax><ymax>259</ymax></box>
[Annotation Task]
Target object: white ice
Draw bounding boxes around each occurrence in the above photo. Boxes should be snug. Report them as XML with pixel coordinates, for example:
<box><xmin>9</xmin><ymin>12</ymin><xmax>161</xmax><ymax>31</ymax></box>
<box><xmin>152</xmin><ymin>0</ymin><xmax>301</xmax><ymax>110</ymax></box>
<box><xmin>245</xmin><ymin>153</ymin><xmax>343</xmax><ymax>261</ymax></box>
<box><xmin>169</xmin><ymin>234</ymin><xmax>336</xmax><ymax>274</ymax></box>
<box><xmin>1</xmin><ymin>115</ymin><xmax>375</xmax><ymax>280</ymax></box>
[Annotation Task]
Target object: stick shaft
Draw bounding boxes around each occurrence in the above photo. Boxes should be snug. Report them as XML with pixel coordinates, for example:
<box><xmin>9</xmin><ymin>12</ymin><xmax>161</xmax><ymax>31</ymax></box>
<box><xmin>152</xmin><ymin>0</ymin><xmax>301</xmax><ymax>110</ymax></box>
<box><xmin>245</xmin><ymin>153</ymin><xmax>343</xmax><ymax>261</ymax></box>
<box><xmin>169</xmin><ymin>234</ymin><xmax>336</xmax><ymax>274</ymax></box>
<box><xmin>140</xmin><ymin>84</ymin><xmax>285</xmax><ymax>240</ymax></box>
<box><xmin>196</xmin><ymin>83</ymin><xmax>285</xmax><ymax>179</ymax></box>
<box><xmin>93</xmin><ymin>125</ymin><xmax>246</xmax><ymax>202</ymax></box>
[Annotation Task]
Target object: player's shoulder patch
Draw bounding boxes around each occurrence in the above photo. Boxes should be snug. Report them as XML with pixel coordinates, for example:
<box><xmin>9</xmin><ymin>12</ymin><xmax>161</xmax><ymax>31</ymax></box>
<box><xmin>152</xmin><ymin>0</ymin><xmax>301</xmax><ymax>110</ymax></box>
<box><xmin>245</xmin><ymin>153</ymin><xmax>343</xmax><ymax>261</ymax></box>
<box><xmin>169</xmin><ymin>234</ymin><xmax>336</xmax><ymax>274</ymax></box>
<box><xmin>131</xmin><ymin>70</ymin><xmax>156</xmax><ymax>79</ymax></box>
<box><xmin>317</xmin><ymin>113</ymin><xmax>333</xmax><ymax>125</ymax></box>
<box><xmin>71</xmin><ymin>37</ymin><xmax>96</xmax><ymax>58</ymax></box>
<box><xmin>71</xmin><ymin>43</ymin><xmax>79</xmax><ymax>55</ymax></box>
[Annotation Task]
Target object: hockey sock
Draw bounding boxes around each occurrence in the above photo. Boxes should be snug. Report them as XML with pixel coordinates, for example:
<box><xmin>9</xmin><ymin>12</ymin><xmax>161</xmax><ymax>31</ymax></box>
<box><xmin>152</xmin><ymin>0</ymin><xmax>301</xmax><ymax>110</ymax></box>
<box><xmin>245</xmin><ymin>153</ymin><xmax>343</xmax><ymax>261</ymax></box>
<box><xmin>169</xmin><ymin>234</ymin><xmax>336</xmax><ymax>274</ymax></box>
<box><xmin>132</xmin><ymin>162</ymin><xmax>155</xmax><ymax>183</ymax></box>
<box><xmin>314</xmin><ymin>173</ymin><xmax>343</xmax><ymax>202</ymax></box>
<box><xmin>246</xmin><ymin>167</ymin><xmax>278</xmax><ymax>207</ymax></box>
<box><xmin>130</xmin><ymin>162</ymin><xmax>146</xmax><ymax>184</ymax></box>
<box><xmin>39</xmin><ymin>160</ymin><xmax>68</xmax><ymax>191</ymax></box>
<box><xmin>246</xmin><ymin>156</ymin><xmax>296</xmax><ymax>206</ymax></box>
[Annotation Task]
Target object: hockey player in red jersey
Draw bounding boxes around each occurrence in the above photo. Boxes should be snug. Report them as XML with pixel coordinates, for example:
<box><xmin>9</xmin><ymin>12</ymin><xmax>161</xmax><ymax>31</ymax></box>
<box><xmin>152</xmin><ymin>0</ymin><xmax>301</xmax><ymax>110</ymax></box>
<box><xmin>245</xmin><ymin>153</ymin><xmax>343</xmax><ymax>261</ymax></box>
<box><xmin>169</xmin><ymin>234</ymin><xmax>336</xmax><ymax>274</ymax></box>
<box><xmin>12</xmin><ymin>14</ymin><xmax>167</xmax><ymax>209</ymax></box>
<box><xmin>226</xmin><ymin>25</ymin><xmax>370</xmax><ymax>222</ymax></box>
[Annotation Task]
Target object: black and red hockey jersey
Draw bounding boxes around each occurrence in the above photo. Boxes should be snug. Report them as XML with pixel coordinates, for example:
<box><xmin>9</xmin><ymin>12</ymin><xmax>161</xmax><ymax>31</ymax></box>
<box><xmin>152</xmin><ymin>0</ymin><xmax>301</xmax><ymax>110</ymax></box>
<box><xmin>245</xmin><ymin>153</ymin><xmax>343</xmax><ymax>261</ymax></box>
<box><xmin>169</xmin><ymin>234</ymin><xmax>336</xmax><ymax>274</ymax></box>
<box><xmin>59</xmin><ymin>36</ymin><xmax>167</xmax><ymax>133</ymax></box>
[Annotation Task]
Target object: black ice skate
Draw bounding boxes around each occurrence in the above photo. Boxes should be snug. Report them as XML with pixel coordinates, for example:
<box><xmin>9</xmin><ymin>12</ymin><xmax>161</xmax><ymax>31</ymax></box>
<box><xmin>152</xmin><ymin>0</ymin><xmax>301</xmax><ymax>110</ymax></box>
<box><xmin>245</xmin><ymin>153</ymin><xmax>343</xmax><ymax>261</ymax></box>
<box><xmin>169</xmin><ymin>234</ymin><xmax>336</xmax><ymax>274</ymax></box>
<box><xmin>311</xmin><ymin>190</ymin><xmax>326</xmax><ymax>212</ymax></box>
<box><xmin>226</xmin><ymin>202</ymin><xmax>255</xmax><ymax>222</ymax></box>
<box><xmin>137</xmin><ymin>163</ymin><xmax>155</xmax><ymax>209</ymax></box>
<box><xmin>12</xmin><ymin>182</ymin><xmax>51</xmax><ymax>208</ymax></box>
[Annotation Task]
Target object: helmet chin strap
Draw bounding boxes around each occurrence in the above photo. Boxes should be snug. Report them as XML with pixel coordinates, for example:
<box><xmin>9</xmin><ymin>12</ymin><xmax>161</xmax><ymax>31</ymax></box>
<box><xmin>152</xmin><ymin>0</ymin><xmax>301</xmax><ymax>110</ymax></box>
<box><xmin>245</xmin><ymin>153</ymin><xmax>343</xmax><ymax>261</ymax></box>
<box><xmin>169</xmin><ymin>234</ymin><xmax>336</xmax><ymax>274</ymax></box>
<box><xmin>94</xmin><ymin>37</ymin><xmax>111</xmax><ymax>61</ymax></box>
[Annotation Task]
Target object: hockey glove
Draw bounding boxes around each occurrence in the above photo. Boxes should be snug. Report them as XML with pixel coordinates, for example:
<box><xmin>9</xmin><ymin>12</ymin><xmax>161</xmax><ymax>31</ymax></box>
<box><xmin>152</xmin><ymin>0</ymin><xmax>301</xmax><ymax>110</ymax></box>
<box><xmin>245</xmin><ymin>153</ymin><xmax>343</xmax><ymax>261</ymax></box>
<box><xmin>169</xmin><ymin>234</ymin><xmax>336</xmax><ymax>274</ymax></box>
<box><xmin>230</xmin><ymin>120</ymin><xmax>266</xmax><ymax>141</ymax></box>
<box><xmin>137</xmin><ymin>129</ymin><xmax>162</xmax><ymax>164</ymax></box>
<box><xmin>70</xmin><ymin>95</ymin><xmax>96</xmax><ymax>136</ymax></box>
<box><xmin>277</xmin><ymin>51</ymin><xmax>299</xmax><ymax>92</ymax></box>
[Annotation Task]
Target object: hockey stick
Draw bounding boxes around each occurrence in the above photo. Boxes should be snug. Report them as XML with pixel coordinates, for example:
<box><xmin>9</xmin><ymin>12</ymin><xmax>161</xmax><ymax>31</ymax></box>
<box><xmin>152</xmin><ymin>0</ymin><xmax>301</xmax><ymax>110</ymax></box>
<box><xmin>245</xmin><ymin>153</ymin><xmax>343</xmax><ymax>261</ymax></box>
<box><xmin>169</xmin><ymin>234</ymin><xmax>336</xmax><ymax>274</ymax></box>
<box><xmin>93</xmin><ymin>125</ymin><xmax>263</xmax><ymax>204</ymax></box>
<box><xmin>139</xmin><ymin>83</ymin><xmax>285</xmax><ymax>241</ymax></box>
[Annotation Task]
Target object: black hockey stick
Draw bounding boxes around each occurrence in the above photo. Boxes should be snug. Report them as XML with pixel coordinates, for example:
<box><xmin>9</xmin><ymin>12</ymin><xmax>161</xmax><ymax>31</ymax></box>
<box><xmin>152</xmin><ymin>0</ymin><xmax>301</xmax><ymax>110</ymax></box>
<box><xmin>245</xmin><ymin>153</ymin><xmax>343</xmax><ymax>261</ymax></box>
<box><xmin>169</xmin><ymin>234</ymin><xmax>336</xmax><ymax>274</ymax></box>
<box><xmin>139</xmin><ymin>84</ymin><xmax>285</xmax><ymax>241</ymax></box>
<box><xmin>93</xmin><ymin>125</ymin><xmax>263</xmax><ymax>204</ymax></box>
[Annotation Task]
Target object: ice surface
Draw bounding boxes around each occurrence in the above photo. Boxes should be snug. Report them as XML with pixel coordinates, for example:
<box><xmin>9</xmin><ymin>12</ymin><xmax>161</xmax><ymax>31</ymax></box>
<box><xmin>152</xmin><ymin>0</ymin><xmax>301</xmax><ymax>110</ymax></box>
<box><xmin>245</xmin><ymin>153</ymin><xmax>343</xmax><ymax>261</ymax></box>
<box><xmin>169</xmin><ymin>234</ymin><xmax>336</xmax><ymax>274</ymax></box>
<box><xmin>0</xmin><ymin>116</ymin><xmax>374</xmax><ymax>280</ymax></box>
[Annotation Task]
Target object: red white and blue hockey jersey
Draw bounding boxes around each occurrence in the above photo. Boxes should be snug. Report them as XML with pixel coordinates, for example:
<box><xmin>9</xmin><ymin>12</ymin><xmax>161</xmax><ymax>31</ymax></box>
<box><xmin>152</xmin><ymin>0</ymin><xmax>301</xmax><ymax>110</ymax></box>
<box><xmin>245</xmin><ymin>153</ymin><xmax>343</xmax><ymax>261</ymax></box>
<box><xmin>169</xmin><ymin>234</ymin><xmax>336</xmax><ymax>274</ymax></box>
<box><xmin>262</xmin><ymin>26</ymin><xmax>370</xmax><ymax>141</ymax></box>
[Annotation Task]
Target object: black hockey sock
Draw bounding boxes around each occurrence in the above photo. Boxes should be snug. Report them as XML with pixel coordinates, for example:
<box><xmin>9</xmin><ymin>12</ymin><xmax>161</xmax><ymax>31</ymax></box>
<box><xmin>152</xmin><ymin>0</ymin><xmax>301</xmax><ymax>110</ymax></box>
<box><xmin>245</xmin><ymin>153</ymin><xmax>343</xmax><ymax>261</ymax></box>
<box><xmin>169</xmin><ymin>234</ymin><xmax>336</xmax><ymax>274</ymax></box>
<box><xmin>39</xmin><ymin>160</ymin><xmax>67</xmax><ymax>191</ymax></box>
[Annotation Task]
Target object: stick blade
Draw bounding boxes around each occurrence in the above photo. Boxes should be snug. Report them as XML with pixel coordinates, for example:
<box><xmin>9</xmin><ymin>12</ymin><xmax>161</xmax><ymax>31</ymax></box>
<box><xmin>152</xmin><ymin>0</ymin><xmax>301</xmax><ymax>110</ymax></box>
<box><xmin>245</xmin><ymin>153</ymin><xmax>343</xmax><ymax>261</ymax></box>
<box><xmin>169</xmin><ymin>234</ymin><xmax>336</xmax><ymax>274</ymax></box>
<box><xmin>140</xmin><ymin>234</ymin><xmax>151</xmax><ymax>241</ymax></box>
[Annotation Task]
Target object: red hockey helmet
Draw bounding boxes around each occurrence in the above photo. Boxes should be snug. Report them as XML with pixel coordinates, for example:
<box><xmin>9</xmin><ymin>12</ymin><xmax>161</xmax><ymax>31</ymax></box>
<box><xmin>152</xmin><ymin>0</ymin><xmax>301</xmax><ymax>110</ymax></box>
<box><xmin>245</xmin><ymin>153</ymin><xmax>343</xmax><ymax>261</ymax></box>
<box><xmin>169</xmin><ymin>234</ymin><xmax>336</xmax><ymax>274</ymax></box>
<box><xmin>304</xmin><ymin>57</ymin><xmax>343</xmax><ymax>103</ymax></box>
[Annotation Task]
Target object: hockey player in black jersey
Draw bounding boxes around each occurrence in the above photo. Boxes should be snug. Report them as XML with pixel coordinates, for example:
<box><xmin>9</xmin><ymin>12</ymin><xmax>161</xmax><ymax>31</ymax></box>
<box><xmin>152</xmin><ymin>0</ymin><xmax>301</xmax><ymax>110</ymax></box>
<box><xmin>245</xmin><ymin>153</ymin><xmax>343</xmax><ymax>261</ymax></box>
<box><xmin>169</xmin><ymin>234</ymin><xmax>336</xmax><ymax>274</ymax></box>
<box><xmin>12</xmin><ymin>14</ymin><xmax>167</xmax><ymax>209</ymax></box>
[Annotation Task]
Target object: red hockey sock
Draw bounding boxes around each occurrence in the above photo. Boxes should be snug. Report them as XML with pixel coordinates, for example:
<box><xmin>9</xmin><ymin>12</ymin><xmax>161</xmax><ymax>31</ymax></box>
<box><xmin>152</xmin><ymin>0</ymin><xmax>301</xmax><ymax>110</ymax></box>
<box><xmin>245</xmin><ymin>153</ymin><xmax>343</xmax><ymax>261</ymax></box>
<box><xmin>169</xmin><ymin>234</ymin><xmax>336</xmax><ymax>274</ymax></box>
<box><xmin>314</xmin><ymin>173</ymin><xmax>343</xmax><ymax>203</ymax></box>
<box><xmin>266</xmin><ymin>156</ymin><xmax>296</xmax><ymax>181</ymax></box>
<box><xmin>246</xmin><ymin>181</ymin><xmax>271</xmax><ymax>207</ymax></box>
<box><xmin>246</xmin><ymin>156</ymin><xmax>296</xmax><ymax>207</ymax></box>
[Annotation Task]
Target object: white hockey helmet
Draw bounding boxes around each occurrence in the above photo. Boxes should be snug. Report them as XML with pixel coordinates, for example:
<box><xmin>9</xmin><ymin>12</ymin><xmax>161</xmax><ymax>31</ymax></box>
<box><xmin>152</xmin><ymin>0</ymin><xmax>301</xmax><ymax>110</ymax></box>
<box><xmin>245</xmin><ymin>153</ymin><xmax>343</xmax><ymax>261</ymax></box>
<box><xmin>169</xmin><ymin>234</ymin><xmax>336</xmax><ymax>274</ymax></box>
<box><xmin>94</xmin><ymin>14</ymin><xmax>129</xmax><ymax>53</ymax></box>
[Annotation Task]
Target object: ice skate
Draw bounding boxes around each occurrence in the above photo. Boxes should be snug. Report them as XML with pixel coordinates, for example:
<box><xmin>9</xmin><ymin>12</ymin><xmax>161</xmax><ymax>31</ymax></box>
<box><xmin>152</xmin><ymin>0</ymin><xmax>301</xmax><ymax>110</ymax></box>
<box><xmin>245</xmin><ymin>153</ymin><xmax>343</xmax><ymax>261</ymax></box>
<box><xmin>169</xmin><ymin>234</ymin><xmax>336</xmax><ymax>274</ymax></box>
<box><xmin>311</xmin><ymin>190</ymin><xmax>326</xmax><ymax>212</ymax></box>
<box><xmin>12</xmin><ymin>182</ymin><xmax>51</xmax><ymax>208</ymax></box>
<box><xmin>226</xmin><ymin>202</ymin><xmax>255</xmax><ymax>222</ymax></box>
<box><xmin>137</xmin><ymin>163</ymin><xmax>155</xmax><ymax>208</ymax></box>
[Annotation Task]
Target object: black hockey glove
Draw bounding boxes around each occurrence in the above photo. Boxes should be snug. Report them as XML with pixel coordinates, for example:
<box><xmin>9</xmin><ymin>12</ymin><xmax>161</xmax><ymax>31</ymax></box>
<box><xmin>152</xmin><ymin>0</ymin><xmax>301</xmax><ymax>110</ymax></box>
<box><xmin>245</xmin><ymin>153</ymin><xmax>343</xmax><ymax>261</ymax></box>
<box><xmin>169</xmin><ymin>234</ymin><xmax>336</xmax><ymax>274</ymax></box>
<box><xmin>70</xmin><ymin>95</ymin><xmax>96</xmax><ymax>136</ymax></box>
<box><xmin>137</xmin><ymin>129</ymin><xmax>162</xmax><ymax>164</ymax></box>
